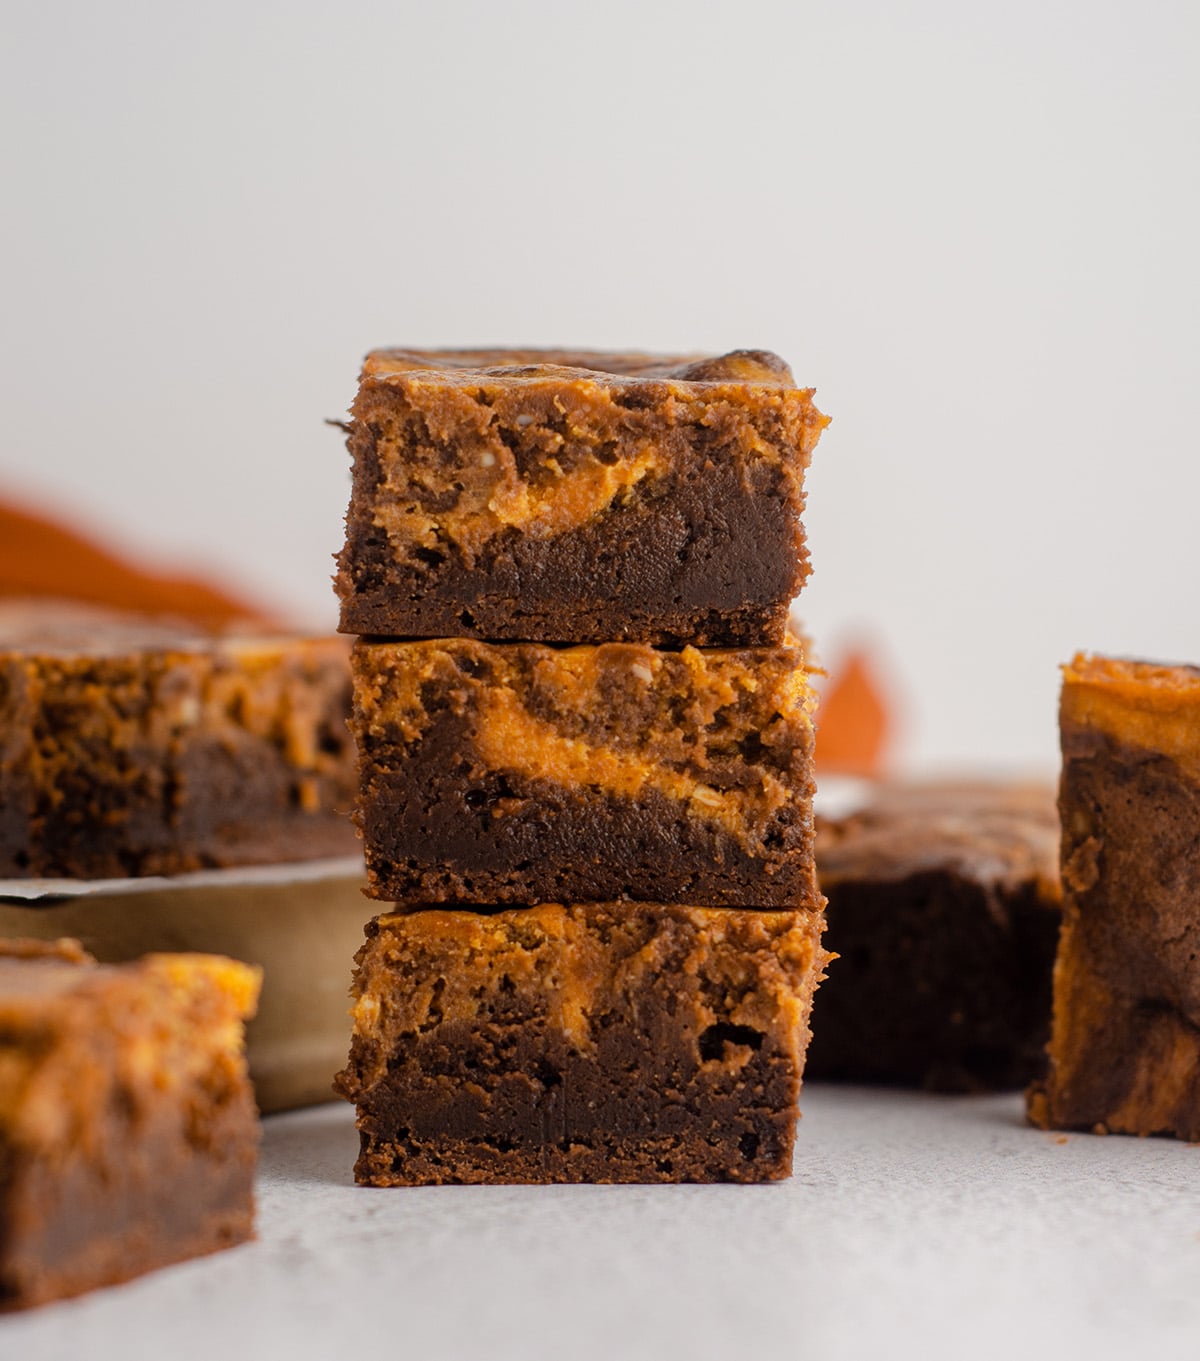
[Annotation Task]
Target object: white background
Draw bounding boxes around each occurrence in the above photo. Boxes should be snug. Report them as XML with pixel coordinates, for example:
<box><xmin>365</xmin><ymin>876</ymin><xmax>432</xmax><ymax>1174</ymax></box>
<box><xmin>3</xmin><ymin>0</ymin><xmax>1198</xmax><ymax>769</ymax></box>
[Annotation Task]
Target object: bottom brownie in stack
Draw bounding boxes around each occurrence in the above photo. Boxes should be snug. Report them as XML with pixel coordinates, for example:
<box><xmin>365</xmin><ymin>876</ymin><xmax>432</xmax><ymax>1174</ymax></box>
<box><xmin>335</xmin><ymin>901</ymin><xmax>828</xmax><ymax>1184</ymax></box>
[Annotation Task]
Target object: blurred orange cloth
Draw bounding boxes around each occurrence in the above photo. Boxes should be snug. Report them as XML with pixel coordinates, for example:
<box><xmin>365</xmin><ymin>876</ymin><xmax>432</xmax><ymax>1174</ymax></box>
<box><xmin>0</xmin><ymin>498</ymin><xmax>274</xmax><ymax>629</ymax></box>
<box><xmin>816</xmin><ymin>647</ymin><xmax>892</xmax><ymax>777</ymax></box>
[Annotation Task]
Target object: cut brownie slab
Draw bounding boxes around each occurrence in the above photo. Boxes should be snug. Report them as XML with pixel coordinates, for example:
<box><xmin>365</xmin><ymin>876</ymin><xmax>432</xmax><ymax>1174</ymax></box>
<box><xmin>1029</xmin><ymin>654</ymin><xmax>1200</xmax><ymax>1138</ymax></box>
<box><xmin>335</xmin><ymin>902</ymin><xmax>828</xmax><ymax>1185</ymax></box>
<box><xmin>0</xmin><ymin>939</ymin><xmax>260</xmax><ymax>1309</ymax></box>
<box><xmin>0</xmin><ymin>600</ymin><xmax>356</xmax><ymax>879</ymax></box>
<box><xmin>809</xmin><ymin>780</ymin><xmax>1061</xmax><ymax>1092</ymax></box>
<box><xmin>336</xmin><ymin>348</ymin><xmax>828</xmax><ymax>646</ymax></box>
<box><xmin>351</xmin><ymin>634</ymin><xmax>818</xmax><ymax>906</ymax></box>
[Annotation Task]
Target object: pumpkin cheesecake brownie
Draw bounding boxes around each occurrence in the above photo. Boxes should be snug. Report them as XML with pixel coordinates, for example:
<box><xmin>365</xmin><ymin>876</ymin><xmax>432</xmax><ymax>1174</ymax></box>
<box><xmin>335</xmin><ymin>901</ymin><xmax>828</xmax><ymax>1185</ymax></box>
<box><xmin>0</xmin><ymin>939</ymin><xmax>259</xmax><ymax>1309</ymax></box>
<box><xmin>0</xmin><ymin>600</ymin><xmax>356</xmax><ymax>879</ymax></box>
<box><xmin>350</xmin><ymin>634</ymin><xmax>819</xmax><ymax>907</ymax></box>
<box><xmin>1029</xmin><ymin>654</ymin><xmax>1200</xmax><ymax>1139</ymax></box>
<box><xmin>809</xmin><ymin>780</ymin><xmax>1061</xmax><ymax>1092</ymax></box>
<box><xmin>335</xmin><ymin>348</ymin><xmax>827</xmax><ymax>646</ymax></box>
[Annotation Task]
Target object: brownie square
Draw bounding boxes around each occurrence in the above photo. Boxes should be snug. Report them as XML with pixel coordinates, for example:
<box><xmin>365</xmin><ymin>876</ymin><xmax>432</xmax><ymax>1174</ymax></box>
<box><xmin>0</xmin><ymin>939</ymin><xmax>260</xmax><ymax>1309</ymax></box>
<box><xmin>1028</xmin><ymin>654</ymin><xmax>1200</xmax><ymax>1138</ymax></box>
<box><xmin>335</xmin><ymin>901</ymin><xmax>828</xmax><ymax>1184</ymax></box>
<box><xmin>351</xmin><ymin>635</ymin><xmax>819</xmax><ymax>907</ymax></box>
<box><xmin>0</xmin><ymin>601</ymin><xmax>357</xmax><ymax>879</ymax></box>
<box><xmin>335</xmin><ymin>348</ymin><xmax>827</xmax><ymax>647</ymax></box>
<box><xmin>809</xmin><ymin>780</ymin><xmax>1062</xmax><ymax>1092</ymax></box>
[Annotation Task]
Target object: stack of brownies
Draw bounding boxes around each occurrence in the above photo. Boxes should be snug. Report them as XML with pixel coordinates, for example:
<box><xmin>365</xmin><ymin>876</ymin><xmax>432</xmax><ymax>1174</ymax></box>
<box><xmin>333</xmin><ymin>347</ymin><xmax>830</xmax><ymax>1183</ymax></box>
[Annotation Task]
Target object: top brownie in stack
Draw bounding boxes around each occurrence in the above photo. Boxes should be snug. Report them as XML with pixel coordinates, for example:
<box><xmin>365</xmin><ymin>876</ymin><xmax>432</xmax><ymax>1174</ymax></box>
<box><xmin>336</xmin><ymin>348</ymin><xmax>827</xmax><ymax>646</ymax></box>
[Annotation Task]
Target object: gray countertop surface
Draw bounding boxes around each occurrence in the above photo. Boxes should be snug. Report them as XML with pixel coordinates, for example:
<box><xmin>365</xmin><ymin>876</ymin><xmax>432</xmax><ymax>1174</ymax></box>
<box><xmin>5</xmin><ymin>1086</ymin><xmax>1199</xmax><ymax>1361</ymax></box>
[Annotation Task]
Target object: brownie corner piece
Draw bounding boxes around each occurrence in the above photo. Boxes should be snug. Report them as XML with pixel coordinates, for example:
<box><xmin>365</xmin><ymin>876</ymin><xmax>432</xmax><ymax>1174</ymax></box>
<box><xmin>0</xmin><ymin>944</ymin><xmax>260</xmax><ymax>1309</ymax></box>
<box><xmin>350</xmin><ymin>635</ymin><xmax>818</xmax><ymax>907</ymax></box>
<box><xmin>1029</xmin><ymin>653</ymin><xmax>1200</xmax><ymax>1139</ymax></box>
<box><xmin>809</xmin><ymin>779</ymin><xmax>1062</xmax><ymax>1092</ymax></box>
<box><xmin>335</xmin><ymin>347</ymin><xmax>828</xmax><ymax>645</ymax></box>
<box><xmin>336</xmin><ymin>901</ymin><xmax>829</xmax><ymax>1185</ymax></box>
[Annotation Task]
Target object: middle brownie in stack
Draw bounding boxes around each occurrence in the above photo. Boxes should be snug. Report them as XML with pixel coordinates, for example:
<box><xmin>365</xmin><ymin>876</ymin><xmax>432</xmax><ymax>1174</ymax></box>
<box><xmin>335</xmin><ymin>348</ymin><xmax>830</xmax><ymax>1183</ymax></box>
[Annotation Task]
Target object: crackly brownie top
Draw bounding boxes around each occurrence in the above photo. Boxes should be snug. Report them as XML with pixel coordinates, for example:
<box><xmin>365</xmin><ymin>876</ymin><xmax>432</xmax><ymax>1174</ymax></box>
<box><xmin>1062</xmin><ymin>652</ymin><xmax>1200</xmax><ymax>780</ymax></box>
<box><xmin>0</xmin><ymin>599</ymin><xmax>215</xmax><ymax>654</ymax></box>
<box><xmin>0</xmin><ymin>598</ymin><xmax>345</xmax><ymax>663</ymax></box>
<box><xmin>362</xmin><ymin>347</ymin><xmax>796</xmax><ymax>387</ymax></box>
<box><xmin>816</xmin><ymin>779</ymin><xmax>1061</xmax><ymax>898</ymax></box>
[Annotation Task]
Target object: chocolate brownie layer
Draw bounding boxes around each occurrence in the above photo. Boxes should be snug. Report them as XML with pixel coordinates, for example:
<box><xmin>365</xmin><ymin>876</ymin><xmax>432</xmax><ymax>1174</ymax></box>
<box><xmin>0</xmin><ymin>601</ymin><xmax>356</xmax><ymax>879</ymax></box>
<box><xmin>809</xmin><ymin>781</ymin><xmax>1061</xmax><ymax>1092</ymax></box>
<box><xmin>0</xmin><ymin>941</ymin><xmax>259</xmax><ymax>1309</ymax></box>
<box><xmin>351</xmin><ymin>635</ymin><xmax>818</xmax><ymax>906</ymax></box>
<box><xmin>335</xmin><ymin>902</ymin><xmax>828</xmax><ymax>1185</ymax></box>
<box><xmin>336</xmin><ymin>348</ymin><xmax>827</xmax><ymax>646</ymax></box>
<box><xmin>1029</xmin><ymin>655</ymin><xmax>1200</xmax><ymax>1139</ymax></box>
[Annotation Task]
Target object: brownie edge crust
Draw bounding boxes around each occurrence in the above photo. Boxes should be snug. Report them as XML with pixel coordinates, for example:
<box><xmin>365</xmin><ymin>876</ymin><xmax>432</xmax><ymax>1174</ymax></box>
<box><xmin>336</xmin><ymin>348</ymin><xmax>828</xmax><ymax>646</ymax></box>
<box><xmin>335</xmin><ymin>903</ymin><xmax>829</xmax><ymax>1185</ymax></box>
